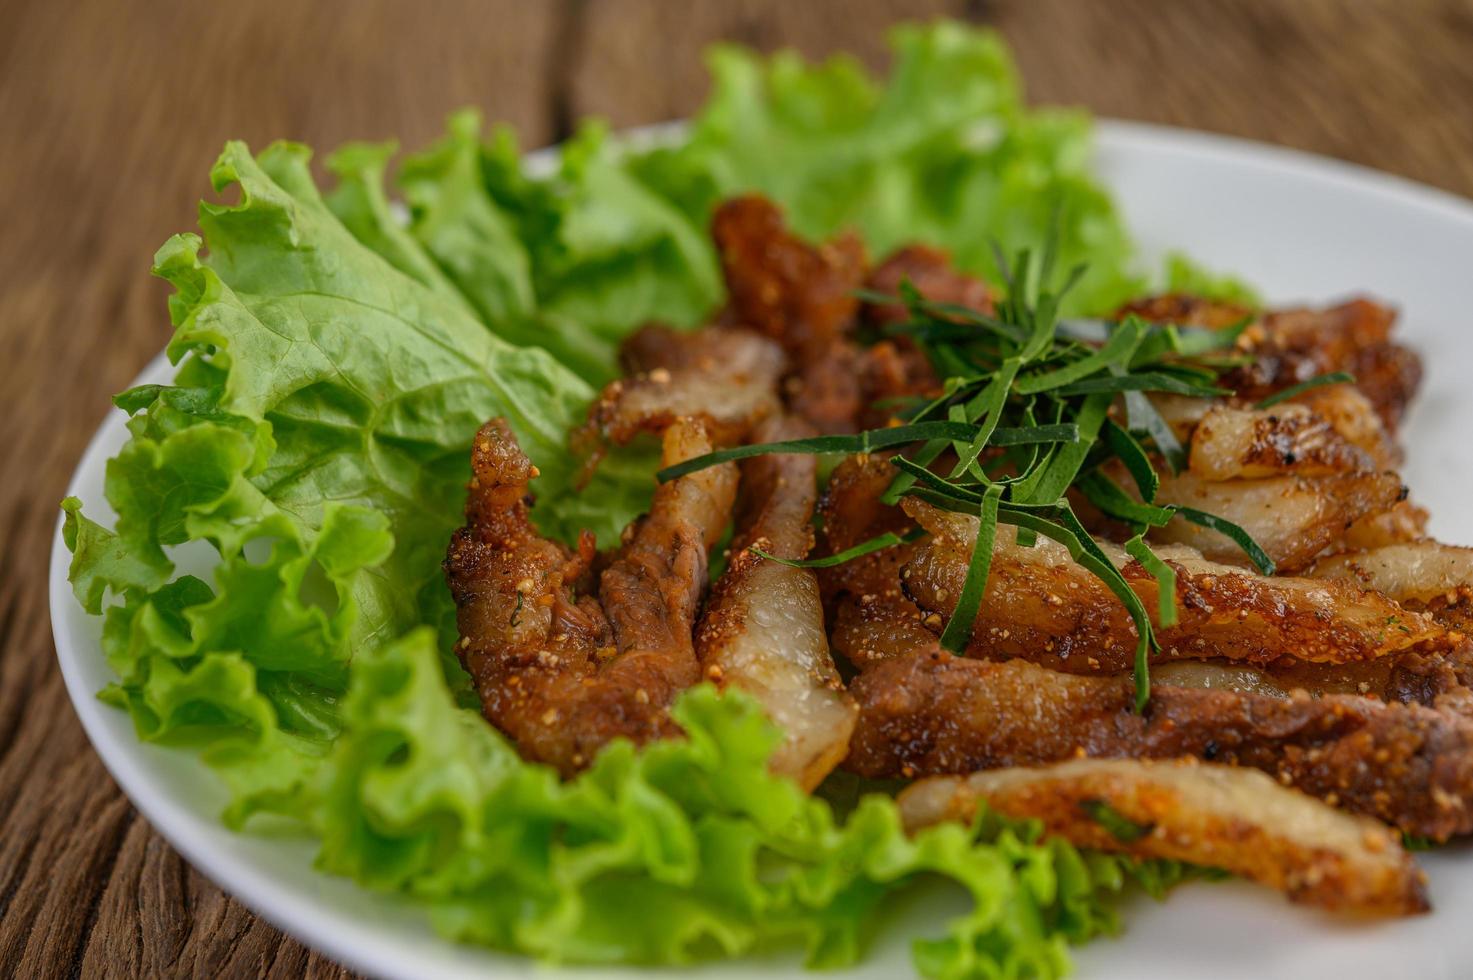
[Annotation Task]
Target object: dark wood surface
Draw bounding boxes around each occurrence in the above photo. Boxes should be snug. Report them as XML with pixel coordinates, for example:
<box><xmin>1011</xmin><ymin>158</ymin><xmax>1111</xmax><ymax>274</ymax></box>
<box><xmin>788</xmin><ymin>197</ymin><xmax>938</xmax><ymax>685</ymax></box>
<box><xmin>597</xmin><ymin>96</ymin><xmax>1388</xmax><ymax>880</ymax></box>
<box><xmin>3</xmin><ymin>1</ymin><xmax>1472</xmax><ymax>976</ymax></box>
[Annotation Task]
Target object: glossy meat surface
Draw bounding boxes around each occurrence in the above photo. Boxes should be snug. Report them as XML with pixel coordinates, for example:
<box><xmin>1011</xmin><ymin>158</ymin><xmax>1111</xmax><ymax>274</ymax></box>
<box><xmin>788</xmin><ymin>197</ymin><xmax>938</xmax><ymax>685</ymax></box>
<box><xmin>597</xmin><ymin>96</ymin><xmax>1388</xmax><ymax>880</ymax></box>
<box><xmin>849</xmin><ymin>651</ymin><xmax>1473</xmax><ymax>839</ymax></box>
<box><xmin>900</xmin><ymin>757</ymin><xmax>1427</xmax><ymax>916</ymax></box>
<box><xmin>902</xmin><ymin>500</ymin><xmax>1450</xmax><ymax>673</ymax></box>
<box><xmin>445</xmin><ymin>417</ymin><xmax>736</xmax><ymax>775</ymax></box>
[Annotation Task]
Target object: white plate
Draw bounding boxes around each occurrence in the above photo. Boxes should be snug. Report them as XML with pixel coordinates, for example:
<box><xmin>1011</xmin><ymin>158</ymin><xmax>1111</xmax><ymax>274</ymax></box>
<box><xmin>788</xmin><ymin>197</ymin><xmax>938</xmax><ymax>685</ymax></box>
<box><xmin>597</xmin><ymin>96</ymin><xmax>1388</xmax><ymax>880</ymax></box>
<box><xmin>48</xmin><ymin>120</ymin><xmax>1473</xmax><ymax>980</ymax></box>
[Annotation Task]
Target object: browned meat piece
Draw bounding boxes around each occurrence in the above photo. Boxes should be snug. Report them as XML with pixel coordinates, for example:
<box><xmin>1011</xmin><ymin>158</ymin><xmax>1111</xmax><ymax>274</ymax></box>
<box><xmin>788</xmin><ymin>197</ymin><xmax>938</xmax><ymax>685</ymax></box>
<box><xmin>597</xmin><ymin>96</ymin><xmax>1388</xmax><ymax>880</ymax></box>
<box><xmin>1342</xmin><ymin>500</ymin><xmax>1430</xmax><ymax>550</ymax></box>
<box><xmin>573</xmin><ymin>324</ymin><xmax>785</xmax><ymax>480</ymax></box>
<box><xmin>712</xmin><ymin>195</ymin><xmax>869</xmax><ymax>433</ymax></box>
<box><xmin>900</xmin><ymin>758</ymin><xmax>1427</xmax><ymax>917</ymax></box>
<box><xmin>1153</xmin><ymin>650</ymin><xmax>1473</xmax><ymax>720</ymax></box>
<box><xmin>1117</xmin><ymin>295</ymin><xmax>1422</xmax><ymax>431</ymax></box>
<box><xmin>445</xmin><ymin>416</ymin><xmax>737</xmax><ymax>776</ymax></box>
<box><xmin>1186</xmin><ymin>403</ymin><xmax>1379</xmax><ymax>481</ymax></box>
<box><xmin>1311</xmin><ymin>542</ymin><xmax>1473</xmax><ymax>635</ymax></box>
<box><xmin>862</xmin><ymin>244</ymin><xmax>994</xmax><ymax>329</ymax></box>
<box><xmin>854</xmin><ymin>339</ymin><xmax>941</xmax><ymax>430</ymax></box>
<box><xmin>696</xmin><ymin>416</ymin><xmax>856</xmax><ymax>790</ymax></box>
<box><xmin>1148</xmin><ymin>469</ymin><xmax>1406</xmax><ymax>574</ymax></box>
<box><xmin>618</xmin><ymin>322</ymin><xmax>788</xmax><ymax>379</ymax></box>
<box><xmin>1294</xmin><ymin>384</ymin><xmax>1401</xmax><ymax>467</ymax></box>
<box><xmin>1081</xmin><ymin>397</ymin><xmax>1407</xmax><ymax>571</ymax></box>
<box><xmin>1121</xmin><ymin>401</ymin><xmax>1408</xmax><ymax>573</ymax></box>
<box><xmin>712</xmin><ymin>195</ymin><xmax>866</xmax><ymax>357</ymax></box>
<box><xmin>847</xmin><ymin>650</ymin><xmax>1473</xmax><ymax>839</ymax></box>
<box><xmin>902</xmin><ymin>500</ymin><xmax>1451</xmax><ymax>674</ymax></box>
<box><xmin>816</xmin><ymin>454</ymin><xmax>939</xmax><ymax>668</ymax></box>
<box><xmin>1117</xmin><ymin>293</ymin><xmax>1255</xmax><ymax>330</ymax></box>
<box><xmin>1310</xmin><ymin>541</ymin><xmax>1473</xmax><ymax>605</ymax></box>
<box><xmin>1348</xmin><ymin>341</ymin><xmax>1423</xmax><ymax>432</ymax></box>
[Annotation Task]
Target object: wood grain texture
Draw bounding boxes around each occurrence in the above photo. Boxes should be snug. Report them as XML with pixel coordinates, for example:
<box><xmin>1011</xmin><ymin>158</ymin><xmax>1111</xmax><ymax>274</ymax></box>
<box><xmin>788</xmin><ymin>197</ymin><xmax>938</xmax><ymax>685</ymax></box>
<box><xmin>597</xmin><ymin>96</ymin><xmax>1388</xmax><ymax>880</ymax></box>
<box><xmin>2</xmin><ymin>0</ymin><xmax>1470</xmax><ymax>976</ymax></box>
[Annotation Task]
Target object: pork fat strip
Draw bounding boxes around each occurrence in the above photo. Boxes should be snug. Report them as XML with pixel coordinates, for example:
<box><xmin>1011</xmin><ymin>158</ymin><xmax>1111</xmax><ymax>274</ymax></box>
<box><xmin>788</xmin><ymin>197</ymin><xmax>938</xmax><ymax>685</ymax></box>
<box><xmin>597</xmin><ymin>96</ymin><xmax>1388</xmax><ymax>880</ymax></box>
<box><xmin>848</xmin><ymin>650</ymin><xmax>1473</xmax><ymax>839</ymax></box>
<box><xmin>1312</xmin><ymin>541</ymin><xmax>1473</xmax><ymax>635</ymax></box>
<box><xmin>899</xmin><ymin>757</ymin><xmax>1427</xmax><ymax>916</ymax></box>
<box><xmin>901</xmin><ymin>500</ymin><xmax>1450</xmax><ymax>674</ymax></box>
<box><xmin>696</xmin><ymin>416</ymin><xmax>857</xmax><ymax>790</ymax></box>
<box><xmin>574</xmin><ymin>324</ymin><xmax>785</xmax><ymax>479</ymax></box>
<box><xmin>445</xmin><ymin>417</ymin><xmax>736</xmax><ymax>776</ymax></box>
<box><xmin>1118</xmin><ymin>294</ymin><xmax>1422</xmax><ymax>431</ymax></box>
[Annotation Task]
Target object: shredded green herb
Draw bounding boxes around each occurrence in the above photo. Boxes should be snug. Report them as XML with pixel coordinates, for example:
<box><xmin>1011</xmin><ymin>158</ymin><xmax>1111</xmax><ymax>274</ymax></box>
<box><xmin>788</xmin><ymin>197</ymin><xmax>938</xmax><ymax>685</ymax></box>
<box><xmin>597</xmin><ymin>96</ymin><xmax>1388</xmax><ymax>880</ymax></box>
<box><xmin>750</xmin><ymin>528</ymin><xmax>927</xmax><ymax>568</ymax></box>
<box><xmin>1254</xmin><ymin>370</ymin><xmax>1355</xmax><ymax>409</ymax></box>
<box><xmin>662</xmin><ymin>242</ymin><xmax>1273</xmax><ymax>711</ymax></box>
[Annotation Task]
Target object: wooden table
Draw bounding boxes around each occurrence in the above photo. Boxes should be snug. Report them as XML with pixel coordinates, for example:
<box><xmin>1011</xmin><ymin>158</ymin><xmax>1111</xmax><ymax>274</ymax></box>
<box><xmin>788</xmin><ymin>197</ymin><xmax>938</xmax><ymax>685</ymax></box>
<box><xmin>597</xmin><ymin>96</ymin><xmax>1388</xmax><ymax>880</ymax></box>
<box><xmin>3</xmin><ymin>1</ymin><xmax>1471</xmax><ymax>975</ymax></box>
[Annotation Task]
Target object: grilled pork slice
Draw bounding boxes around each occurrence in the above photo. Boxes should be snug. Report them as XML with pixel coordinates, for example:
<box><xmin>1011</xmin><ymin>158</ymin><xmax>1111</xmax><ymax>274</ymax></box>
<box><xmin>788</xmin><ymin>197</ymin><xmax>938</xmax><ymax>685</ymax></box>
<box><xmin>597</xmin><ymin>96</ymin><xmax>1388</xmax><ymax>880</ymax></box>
<box><xmin>1186</xmin><ymin>403</ymin><xmax>1379</xmax><ymax>481</ymax></box>
<box><xmin>445</xmin><ymin>417</ymin><xmax>736</xmax><ymax>776</ymax></box>
<box><xmin>816</xmin><ymin>454</ymin><xmax>939</xmax><ymax>668</ymax></box>
<box><xmin>899</xmin><ymin>757</ymin><xmax>1427</xmax><ymax>916</ymax></box>
<box><xmin>1143</xmin><ymin>386</ymin><xmax>1397</xmax><ymax>469</ymax></box>
<box><xmin>712</xmin><ymin>195</ymin><xmax>868</xmax><ymax>433</ymax></box>
<box><xmin>1311</xmin><ymin>541</ymin><xmax>1473</xmax><ymax>604</ymax></box>
<box><xmin>1118</xmin><ymin>294</ymin><xmax>1422</xmax><ymax>431</ymax></box>
<box><xmin>1148</xmin><ymin>469</ymin><xmax>1405</xmax><ymax>574</ymax></box>
<box><xmin>711</xmin><ymin>197</ymin><xmax>949</xmax><ymax>434</ymax></box>
<box><xmin>696</xmin><ymin>417</ymin><xmax>856</xmax><ymax>790</ymax></box>
<box><xmin>1089</xmin><ymin>396</ymin><xmax>1406</xmax><ymax>571</ymax></box>
<box><xmin>574</xmin><ymin>325</ymin><xmax>785</xmax><ymax>478</ymax></box>
<box><xmin>847</xmin><ymin>651</ymin><xmax>1473</xmax><ymax>839</ymax></box>
<box><xmin>1311</xmin><ymin>541</ymin><xmax>1473</xmax><ymax>637</ymax></box>
<box><xmin>1151</xmin><ymin>655</ymin><xmax>1473</xmax><ymax>715</ymax></box>
<box><xmin>901</xmin><ymin>500</ymin><xmax>1448</xmax><ymax>674</ymax></box>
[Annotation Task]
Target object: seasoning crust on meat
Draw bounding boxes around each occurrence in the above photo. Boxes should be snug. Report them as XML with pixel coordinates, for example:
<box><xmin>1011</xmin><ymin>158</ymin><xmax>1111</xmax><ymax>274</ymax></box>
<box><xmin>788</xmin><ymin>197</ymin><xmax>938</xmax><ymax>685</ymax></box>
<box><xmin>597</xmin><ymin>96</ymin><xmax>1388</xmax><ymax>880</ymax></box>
<box><xmin>445</xmin><ymin>416</ymin><xmax>736</xmax><ymax>776</ymax></box>
<box><xmin>444</xmin><ymin>191</ymin><xmax>1473</xmax><ymax>925</ymax></box>
<box><xmin>849</xmin><ymin>651</ymin><xmax>1473</xmax><ymax>840</ymax></box>
<box><xmin>899</xmin><ymin>757</ymin><xmax>1428</xmax><ymax>916</ymax></box>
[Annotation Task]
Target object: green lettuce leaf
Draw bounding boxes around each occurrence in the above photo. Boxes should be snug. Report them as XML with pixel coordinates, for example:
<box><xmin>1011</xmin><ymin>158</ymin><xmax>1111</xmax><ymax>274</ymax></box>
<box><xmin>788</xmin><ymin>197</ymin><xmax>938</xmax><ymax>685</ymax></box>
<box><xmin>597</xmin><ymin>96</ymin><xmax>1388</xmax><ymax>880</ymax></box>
<box><xmin>627</xmin><ymin>21</ymin><xmax>1146</xmax><ymax>314</ymax></box>
<box><xmin>1163</xmin><ymin>250</ymin><xmax>1262</xmax><ymax>307</ymax></box>
<box><xmin>63</xmin><ymin>137</ymin><xmax>659</xmax><ymax>817</ymax></box>
<box><xmin>320</xmin><ymin>628</ymin><xmax>1172</xmax><ymax>975</ymax></box>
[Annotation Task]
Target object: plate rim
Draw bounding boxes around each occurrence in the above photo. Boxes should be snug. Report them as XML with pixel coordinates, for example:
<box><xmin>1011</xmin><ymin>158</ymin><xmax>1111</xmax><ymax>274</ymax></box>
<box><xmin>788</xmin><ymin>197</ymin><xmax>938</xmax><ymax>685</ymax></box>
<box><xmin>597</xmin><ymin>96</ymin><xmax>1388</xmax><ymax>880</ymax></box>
<box><xmin>46</xmin><ymin>117</ymin><xmax>1473</xmax><ymax>980</ymax></box>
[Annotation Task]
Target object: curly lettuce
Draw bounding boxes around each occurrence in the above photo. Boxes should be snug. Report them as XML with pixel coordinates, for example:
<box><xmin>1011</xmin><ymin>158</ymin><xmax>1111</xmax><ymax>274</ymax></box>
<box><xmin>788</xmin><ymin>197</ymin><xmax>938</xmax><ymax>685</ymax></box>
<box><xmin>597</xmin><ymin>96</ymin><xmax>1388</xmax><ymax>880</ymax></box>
<box><xmin>628</xmin><ymin>22</ymin><xmax>1144</xmax><ymax>315</ymax></box>
<box><xmin>62</xmin><ymin>22</ymin><xmax>1202</xmax><ymax>978</ymax></box>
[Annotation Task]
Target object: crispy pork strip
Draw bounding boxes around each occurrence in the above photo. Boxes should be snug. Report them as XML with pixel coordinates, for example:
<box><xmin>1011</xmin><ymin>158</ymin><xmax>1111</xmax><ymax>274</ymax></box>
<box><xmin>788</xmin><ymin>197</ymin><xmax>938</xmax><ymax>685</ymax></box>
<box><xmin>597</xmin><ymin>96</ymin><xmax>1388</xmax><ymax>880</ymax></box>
<box><xmin>1118</xmin><ymin>294</ymin><xmax>1422</xmax><ymax>431</ymax></box>
<box><xmin>445</xmin><ymin>417</ymin><xmax>736</xmax><ymax>776</ymax></box>
<box><xmin>1341</xmin><ymin>500</ymin><xmax>1430</xmax><ymax>550</ymax></box>
<box><xmin>1153</xmin><ymin>650</ymin><xmax>1473</xmax><ymax>720</ymax></box>
<box><xmin>1143</xmin><ymin>401</ymin><xmax>1407</xmax><ymax>570</ymax></box>
<box><xmin>1311</xmin><ymin>542</ymin><xmax>1473</xmax><ymax>635</ymax></box>
<box><xmin>618</xmin><ymin>322</ymin><xmax>787</xmax><ymax>378</ymax></box>
<box><xmin>573</xmin><ymin>325</ymin><xmax>786</xmax><ymax>478</ymax></box>
<box><xmin>1147</xmin><ymin>386</ymin><xmax>1398</xmax><ymax>468</ymax></box>
<box><xmin>696</xmin><ymin>417</ymin><xmax>857</xmax><ymax>790</ymax></box>
<box><xmin>712</xmin><ymin>195</ymin><xmax>868</xmax><ymax>433</ymax></box>
<box><xmin>1093</xmin><ymin>400</ymin><xmax>1405</xmax><ymax>571</ymax></box>
<box><xmin>901</xmin><ymin>500</ymin><xmax>1448</xmax><ymax>674</ymax></box>
<box><xmin>847</xmin><ymin>651</ymin><xmax>1473</xmax><ymax>839</ymax></box>
<box><xmin>898</xmin><ymin>758</ymin><xmax>1427</xmax><ymax>916</ymax></box>
<box><xmin>1186</xmin><ymin>404</ymin><xmax>1378</xmax><ymax>481</ymax></box>
<box><xmin>1310</xmin><ymin>541</ymin><xmax>1473</xmax><ymax>604</ymax></box>
<box><xmin>816</xmin><ymin>454</ymin><xmax>940</xmax><ymax>668</ymax></box>
<box><xmin>1147</xmin><ymin>468</ymin><xmax>1406</xmax><ymax>574</ymax></box>
<box><xmin>1295</xmin><ymin>384</ymin><xmax>1401</xmax><ymax>467</ymax></box>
